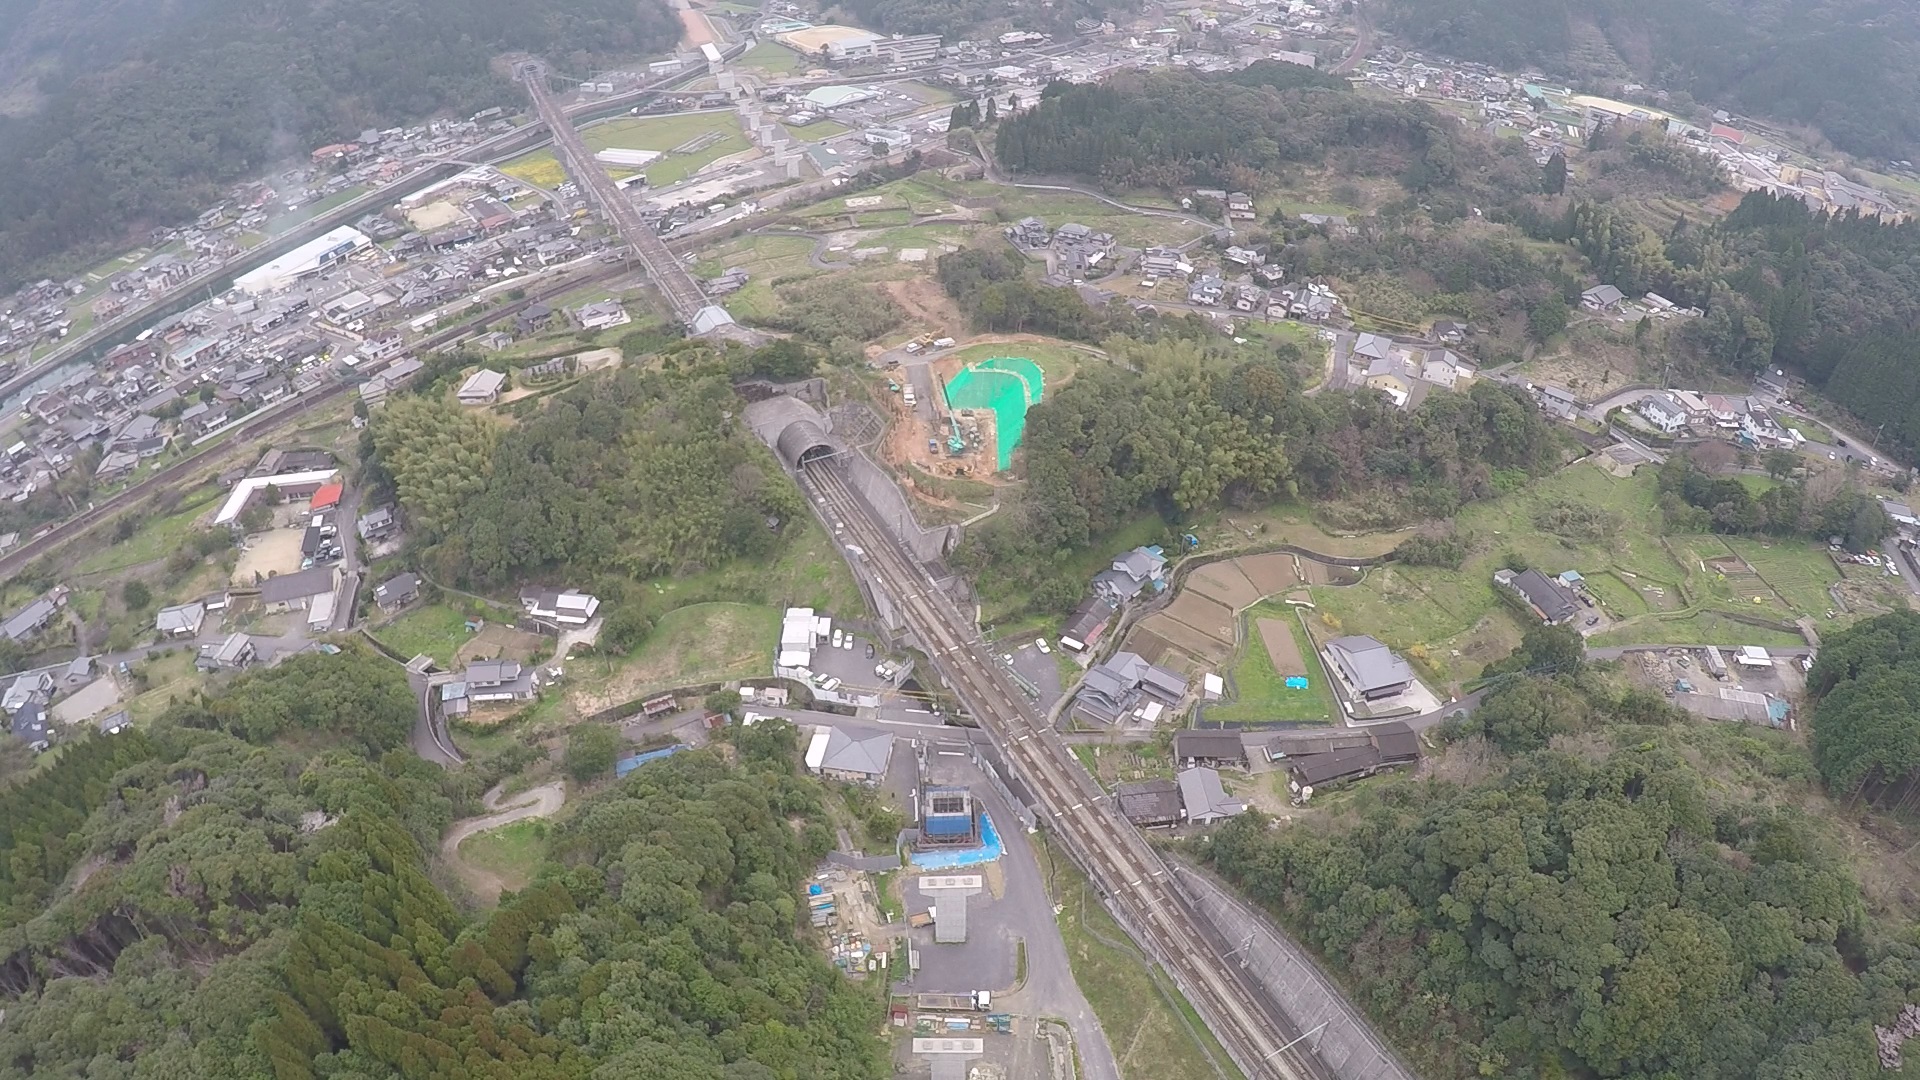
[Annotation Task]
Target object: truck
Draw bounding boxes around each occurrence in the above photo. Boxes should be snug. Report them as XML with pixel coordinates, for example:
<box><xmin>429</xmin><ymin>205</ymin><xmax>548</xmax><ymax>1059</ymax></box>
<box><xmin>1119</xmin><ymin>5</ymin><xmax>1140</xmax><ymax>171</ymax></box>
<box><xmin>916</xmin><ymin>991</ymin><xmax>991</xmax><ymax>1012</ymax></box>
<box><xmin>908</xmin><ymin>910</ymin><xmax>934</xmax><ymax>929</ymax></box>
<box><xmin>902</xmin><ymin>386</ymin><xmax>917</xmax><ymax>407</ymax></box>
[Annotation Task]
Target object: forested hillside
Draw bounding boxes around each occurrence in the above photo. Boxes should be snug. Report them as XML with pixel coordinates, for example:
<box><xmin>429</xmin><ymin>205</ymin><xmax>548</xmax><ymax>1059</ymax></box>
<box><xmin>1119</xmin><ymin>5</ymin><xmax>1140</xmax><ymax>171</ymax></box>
<box><xmin>1381</xmin><ymin>0</ymin><xmax>1920</xmax><ymax>161</ymax></box>
<box><xmin>995</xmin><ymin>62</ymin><xmax>1540</xmax><ymax>206</ymax></box>
<box><xmin>0</xmin><ymin>0</ymin><xmax>680</xmax><ymax>290</ymax></box>
<box><xmin>0</xmin><ymin>651</ymin><xmax>881</xmax><ymax>1077</ymax></box>
<box><xmin>1207</xmin><ymin>670</ymin><xmax>1920</xmax><ymax>1079</ymax></box>
<box><xmin>954</xmin><ymin>335</ymin><xmax>1563</xmax><ymax>614</ymax></box>
<box><xmin>1808</xmin><ymin>610</ymin><xmax>1920</xmax><ymax>810</ymax></box>
<box><xmin>368</xmin><ymin>349</ymin><xmax>805</xmax><ymax>587</ymax></box>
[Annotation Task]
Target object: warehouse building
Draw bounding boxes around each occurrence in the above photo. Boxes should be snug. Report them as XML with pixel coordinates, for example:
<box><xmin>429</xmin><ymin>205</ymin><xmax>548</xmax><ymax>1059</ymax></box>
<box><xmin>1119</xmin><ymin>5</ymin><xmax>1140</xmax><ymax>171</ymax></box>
<box><xmin>232</xmin><ymin>226</ymin><xmax>372</xmax><ymax>296</ymax></box>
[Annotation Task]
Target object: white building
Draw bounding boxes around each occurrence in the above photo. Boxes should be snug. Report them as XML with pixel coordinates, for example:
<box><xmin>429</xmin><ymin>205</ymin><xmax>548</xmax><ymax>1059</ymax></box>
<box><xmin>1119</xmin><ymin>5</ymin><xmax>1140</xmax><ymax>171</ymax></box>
<box><xmin>232</xmin><ymin>227</ymin><xmax>372</xmax><ymax>297</ymax></box>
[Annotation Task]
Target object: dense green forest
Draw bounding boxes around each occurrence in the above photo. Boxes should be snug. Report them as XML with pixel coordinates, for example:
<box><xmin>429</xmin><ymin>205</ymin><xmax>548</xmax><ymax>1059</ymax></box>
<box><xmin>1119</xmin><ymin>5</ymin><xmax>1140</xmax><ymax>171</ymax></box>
<box><xmin>1208</xmin><ymin>670</ymin><xmax>1920</xmax><ymax>1079</ymax></box>
<box><xmin>368</xmin><ymin>352</ymin><xmax>805</xmax><ymax>587</ymax></box>
<box><xmin>0</xmin><ymin>649</ymin><xmax>882</xmax><ymax>1077</ymax></box>
<box><xmin>1380</xmin><ymin>0</ymin><xmax>1920</xmax><ymax>161</ymax></box>
<box><xmin>954</xmin><ymin>336</ymin><xmax>1562</xmax><ymax>614</ymax></box>
<box><xmin>1808</xmin><ymin>611</ymin><xmax>1920</xmax><ymax>811</ymax></box>
<box><xmin>1654</xmin><ymin>454</ymin><xmax>1891</xmax><ymax>548</ymax></box>
<box><xmin>1695</xmin><ymin>193</ymin><xmax>1920</xmax><ymax>459</ymax></box>
<box><xmin>995</xmin><ymin>63</ymin><xmax>1540</xmax><ymax>207</ymax></box>
<box><xmin>0</xmin><ymin>0</ymin><xmax>680</xmax><ymax>290</ymax></box>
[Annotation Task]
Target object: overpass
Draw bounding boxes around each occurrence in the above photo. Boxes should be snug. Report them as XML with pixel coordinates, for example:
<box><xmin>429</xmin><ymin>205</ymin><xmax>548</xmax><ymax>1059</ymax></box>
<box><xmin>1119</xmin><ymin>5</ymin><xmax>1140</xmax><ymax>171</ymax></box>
<box><xmin>517</xmin><ymin>60</ymin><xmax>729</xmax><ymax>331</ymax></box>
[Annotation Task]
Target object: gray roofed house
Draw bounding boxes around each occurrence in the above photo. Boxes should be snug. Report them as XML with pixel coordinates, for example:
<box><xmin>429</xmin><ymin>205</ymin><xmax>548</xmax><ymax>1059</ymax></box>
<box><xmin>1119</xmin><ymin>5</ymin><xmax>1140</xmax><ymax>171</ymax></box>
<box><xmin>1092</xmin><ymin>546</ymin><xmax>1167</xmax><ymax>603</ymax></box>
<box><xmin>197</xmin><ymin>632</ymin><xmax>256</xmax><ymax>671</ymax></box>
<box><xmin>1282</xmin><ymin>721</ymin><xmax>1421</xmax><ymax>788</ymax></box>
<box><xmin>1350</xmin><ymin>332</ymin><xmax>1393</xmax><ymax>362</ymax></box>
<box><xmin>9</xmin><ymin>701</ymin><xmax>48</xmax><ymax>752</ymax></box>
<box><xmin>1637</xmin><ymin>393</ymin><xmax>1689</xmax><ymax>434</ymax></box>
<box><xmin>818</xmin><ymin>728</ymin><xmax>894</xmax><ymax>783</ymax></box>
<box><xmin>440</xmin><ymin>680</ymin><xmax>470</xmax><ymax>717</ymax></box>
<box><xmin>258</xmin><ymin>566</ymin><xmax>338</xmax><ymax>611</ymax></box>
<box><xmin>465</xmin><ymin>660</ymin><xmax>537</xmax><ymax>702</ymax></box>
<box><xmin>1264</xmin><ymin>728</ymin><xmax>1374</xmax><ymax>760</ymax></box>
<box><xmin>1071</xmin><ymin>651</ymin><xmax>1190</xmax><ymax>725</ymax></box>
<box><xmin>374</xmin><ymin>573</ymin><xmax>420</xmax><ymax>611</ymax></box>
<box><xmin>1</xmin><ymin>594</ymin><xmax>61</xmax><ymax>642</ymax></box>
<box><xmin>1580</xmin><ymin>284</ymin><xmax>1626</xmax><ymax>311</ymax></box>
<box><xmin>2</xmin><ymin>672</ymin><xmax>52</xmax><ymax>713</ymax></box>
<box><xmin>98</xmin><ymin>710</ymin><xmax>131</xmax><ymax>735</ymax></box>
<box><xmin>1323</xmin><ymin>635</ymin><xmax>1416</xmax><ymax>701</ymax></box>
<box><xmin>1115</xmin><ymin>778</ymin><xmax>1182</xmax><ymax>827</ymax></box>
<box><xmin>456</xmin><ymin>368</ymin><xmax>507</xmax><ymax>405</ymax></box>
<box><xmin>1172</xmin><ymin>729</ymin><xmax>1246</xmax><ymax>767</ymax></box>
<box><xmin>1177</xmin><ymin>767</ymin><xmax>1247</xmax><ymax>824</ymax></box>
<box><xmin>521</xmin><ymin>588</ymin><xmax>600</xmax><ymax>627</ymax></box>
<box><xmin>1494</xmin><ymin>567</ymin><xmax>1581</xmax><ymax>625</ymax></box>
<box><xmin>358</xmin><ymin>505</ymin><xmax>398</xmax><ymax>540</ymax></box>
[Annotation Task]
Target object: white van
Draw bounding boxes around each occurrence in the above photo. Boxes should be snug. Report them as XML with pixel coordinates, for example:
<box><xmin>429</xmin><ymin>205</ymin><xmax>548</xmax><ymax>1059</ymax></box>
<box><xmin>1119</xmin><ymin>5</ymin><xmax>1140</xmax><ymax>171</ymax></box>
<box><xmin>903</xmin><ymin>387</ymin><xmax>917</xmax><ymax>406</ymax></box>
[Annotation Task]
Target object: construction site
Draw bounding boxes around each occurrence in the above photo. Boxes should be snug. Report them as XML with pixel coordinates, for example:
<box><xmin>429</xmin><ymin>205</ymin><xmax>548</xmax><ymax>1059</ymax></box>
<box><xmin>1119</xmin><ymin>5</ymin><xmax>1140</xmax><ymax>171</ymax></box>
<box><xmin>883</xmin><ymin>352</ymin><xmax>1044</xmax><ymax>487</ymax></box>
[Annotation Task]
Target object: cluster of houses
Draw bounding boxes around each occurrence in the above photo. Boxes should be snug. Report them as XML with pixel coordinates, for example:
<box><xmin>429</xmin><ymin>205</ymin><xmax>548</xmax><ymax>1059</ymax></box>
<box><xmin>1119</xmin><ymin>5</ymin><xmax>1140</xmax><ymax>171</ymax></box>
<box><xmin>1629</xmin><ymin>388</ymin><xmax>1798</xmax><ymax>449</ymax></box>
<box><xmin>1494</xmin><ymin>567</ymin><xmax>1602</xmax><ymax>633</ymax></box>
<box><xmin>1346</xmin><ymin>331</ymin><xmax>1478</xmax><ymax>409</ymax></box>
<box><xmin>1115</xmin><ymin>719</ymin><xmax>1422</xmax><ymax>826</ymax></box>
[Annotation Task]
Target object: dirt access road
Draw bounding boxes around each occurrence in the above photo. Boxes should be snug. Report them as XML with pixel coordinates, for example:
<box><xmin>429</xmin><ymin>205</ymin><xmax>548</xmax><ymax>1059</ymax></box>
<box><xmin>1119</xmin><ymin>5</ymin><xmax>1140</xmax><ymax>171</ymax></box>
<box><xmin>441</xmin><ymin>782</ymin><xmax>566</xmax><ymax>903</ymax></box>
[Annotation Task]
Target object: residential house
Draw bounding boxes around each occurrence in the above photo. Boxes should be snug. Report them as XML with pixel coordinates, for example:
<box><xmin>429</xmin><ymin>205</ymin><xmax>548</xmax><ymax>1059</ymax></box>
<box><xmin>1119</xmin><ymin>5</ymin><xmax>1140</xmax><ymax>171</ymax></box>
<box><xmin>1637</xmin><ymin>394</ymin><xmax>1689</xmax><ymax>434</ymax></box>
<box><xmin>258</xmin><ymin>566</ymin><xmax>339</xmax><ymax>612</ymax></box>
<box><xmin>2</xmin><ymin>672</ymin><xmax>53</xmax><ymax>714</ymax></box>
<box><xmin>196</xmin><ymin>632</ymin><xmax>257</xmax><ymax>672</ymax></box>
<box><xmin>1580</xmin><ymin>284</ymin><xmax>1626</xmax><ymax>312</ymax></box>
<box><xmin>9</xmin><ymin>703</ymin><xmax>48</xmax><ymax>752</ymax></box>
<box><xmin>1222</xmin><ymin>246</ymin><xmax>1263</xmax><ymax>268</ymax></box>
<box><xmin>456</xmin><ymin>368</ymin><xmax>507</xmax><ymax>405</ymax></box>
<box><xmin>1226</xmin><ymin>191</ymin><xmax>1256</xmax><ymax>219</ymax></box>
<box><xmin>1418</xmin><ymin>348</ymin><xmax>1476</xmax><ymax>390</ymax></box>
<box><xmin>708</xmin><ymin>267</ymin><xmax>751</xmax><ymax>296</ymax></box>
<box><xmin>521</xmin><ymin>588</ymin><xmax>600</xmax><ymax>628</ymax></box>
<box><xmin>1494</xmin><ymin>568</ymin><xmax>1580</xmax><ymax>625</ymax></box>
<box><xmin>1230</xmin><ymin>283</ymin><xmax>1267</xmax><ymax>313</ymax></box>
<box><xmin>1071</xmin><ymin>651</ymin><xmax>1188</xmax><ymax>725</ymax></box>
<box><xmin>514</xmin><ymin>303</ymin><xmax>557</xmax><ymax>336</ymax></box>
<box><xmin>1187</xmin><ymin>274</ymin><xmax>1225</xmax><ymax>306</ymax></box>
<box><xmin>1138</xmin><ymin>247</ymin><xmax>1187</xmax><ymax>278</ymax></box>
<box><xmin>1532</xmin><ymin>383</ymin><xmax>1580</xmax><ymax>420</ymax></box>
<box><xmin>1282</xmin><ymin>721</ymin><xmax>1420</xmax><ymax>792</ymax></box>
<box><xmin>1004</xmin><ymin>217</ymin><xmax>1051</xmax><ymax>250</ymax></box>
<box><xmin>814</xmin><ymin>728</ymin><xmax>895</xmax><ymax>784</ymax></box>
<box><xmin>1322</xmin><ymin>635</ymin><xmax>1416</xmax><ymax>702</ymax></box>
<box><xmin>1060</xmin><ymin>596</ymin><xmax>1116</xmax><ymax>652</ymax></box>
<box><xmin>2</xmin><ymin>589</ymin><xmax>65</xmax><ymax>643</ymax></box>
<box><xmin>1093</xmin><ymin>546</ymin><xmax>1168</xmax><ymax>603</ymax></box>
<box><xmin>1115</xmin><ymin>778</ymin><xmax>1182</xmax><ymax>827</ymax></box>
<box><xmin>1431</xmin><ymin>320</ymin><xmax>1468</xmax><ymax>344</ymax></box>
<box><xmin>1172</xmin><ymin>730</ymin><xmax>1247</xmax><ymax>769</ymax></box>
<box><xmin>374</xmin><ymin>573</ymin><xmax>420</xmax><ymax>612</ymax></box>
<box><xmin>155</xmin><ymin>601</ymin><xmax>207</xmax><ymax>638</ymax></box>
<box><xmin>1703</xmin><ymin>394</ymin><xmax>1743</xmax><ymax>432</ymax></box>
<box><xmin>1177</xmin><ymin>767</ymin><xmax>1248</xmax><ymax>824</ymax></box>
<box><xmin>357</xmin><ymin>505</ymin><xmax>398</xmax><ymax>541</ymax></box>
<box><xmin>575</xmin><ymin>300</ymin><xmax>630</xmax><ymax>332</ymax></box>
<box><xmin>464</xmin><ymin>660</ymin><xmax>538</xmax><ymax>704</ymax></box>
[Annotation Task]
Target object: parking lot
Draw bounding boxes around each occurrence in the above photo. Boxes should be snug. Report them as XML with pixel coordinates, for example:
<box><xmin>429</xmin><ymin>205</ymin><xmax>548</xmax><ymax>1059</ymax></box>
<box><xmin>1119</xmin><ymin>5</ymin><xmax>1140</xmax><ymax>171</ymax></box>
<box><xmin>992</xmin><ymin>635</ymin><xmax>1067</xmax><ymax>714</ymax></box>
<box><xmin>809</xmin><ymin>623</ymin><xmax>900</xmax><ymax>693</ymax></box>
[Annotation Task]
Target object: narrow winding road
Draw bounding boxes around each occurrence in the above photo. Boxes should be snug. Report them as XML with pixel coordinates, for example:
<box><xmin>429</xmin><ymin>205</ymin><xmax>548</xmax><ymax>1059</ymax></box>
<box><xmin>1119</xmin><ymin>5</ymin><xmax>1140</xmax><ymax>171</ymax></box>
<box><xmin>440</xmin><ymin>781</ymin><xmax>566</xmax><ymax>903</ymax></box>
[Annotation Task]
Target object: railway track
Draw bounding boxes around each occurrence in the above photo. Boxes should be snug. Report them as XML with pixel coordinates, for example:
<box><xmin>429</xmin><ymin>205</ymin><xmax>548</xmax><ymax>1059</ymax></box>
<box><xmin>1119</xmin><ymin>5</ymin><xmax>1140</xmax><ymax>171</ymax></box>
<box><xmin>520</xmin><ymin>66</ymin><xmax>713</xmax><ymax>322</ymax></box>
<box><xmin>800</xmin><ymin>457</ymin><xmax>1331</xmax><ymax>1080</ymax></box>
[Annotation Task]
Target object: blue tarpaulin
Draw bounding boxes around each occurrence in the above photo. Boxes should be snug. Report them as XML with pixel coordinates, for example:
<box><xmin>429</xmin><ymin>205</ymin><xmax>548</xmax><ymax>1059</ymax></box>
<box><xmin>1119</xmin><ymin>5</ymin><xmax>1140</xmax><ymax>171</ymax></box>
<box><xmin>1284</xmin><ymin>676</ymin><xmax>1310</xmax><ymax>690</ymax></box>
<box><xmin>615</xmin><ymin>744</ymin><xmax>687</xmax><ymax>778</ymax></box>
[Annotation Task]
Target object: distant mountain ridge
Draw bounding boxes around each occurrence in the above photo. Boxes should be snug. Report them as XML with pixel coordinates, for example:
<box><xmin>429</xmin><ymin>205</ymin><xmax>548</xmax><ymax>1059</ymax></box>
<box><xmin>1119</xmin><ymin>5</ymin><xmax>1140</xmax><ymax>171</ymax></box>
<box><xmin>1381</xmin><ymin>0</ymin><xmax>1920</xmax><ymax>161</ymax></box>
<box><xmin>0</xmin><ymin>0</ymin><xmax>679</xmax><ymax>291</ymax></box>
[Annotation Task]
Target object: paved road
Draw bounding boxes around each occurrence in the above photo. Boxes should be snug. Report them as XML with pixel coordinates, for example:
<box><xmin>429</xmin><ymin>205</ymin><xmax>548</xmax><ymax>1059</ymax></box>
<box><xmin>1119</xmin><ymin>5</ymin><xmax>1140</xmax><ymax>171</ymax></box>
<box><xmin>440</xmin><ymin>781</ymin><xmax>565</xmax><ymax>902</ymax></box>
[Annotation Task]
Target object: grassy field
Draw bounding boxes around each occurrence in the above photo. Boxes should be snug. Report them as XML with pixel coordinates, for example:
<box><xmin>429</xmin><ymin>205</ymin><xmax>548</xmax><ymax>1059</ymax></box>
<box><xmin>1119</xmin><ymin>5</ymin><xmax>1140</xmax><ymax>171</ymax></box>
<box><xmin>781</xmin><ymin>119</ymin><xmax>851</xmax><ymax>142</ymax></box>
<box><xmin>1204</xmin><ymin>603</ymin><xmax>1337</xmax><ymax>724</ymax></box>
<box><xmin>693</xmin><ymin>233</ymin><xmax>816</xmax><ymax>281</ymax></box>
<box><xmin>376</xmin><ymin>603</ymin><xmax>487</xmax><ymax>666</ymax></box>
<box><xmin>76</xmin><ymin>487</ymin><xmax>225</xmax><ymax>575</ymax></box>
<box><xmin>1040</xmin><ymin>837</ymin><xmax>1248</xmax><ymax>1080</ymax></box>
<box><xmin>579</xmin><ymin>112</ymin><xmax>749</xmax><ymax>187</ymax></box>
<box><xmin>1306</xmin><ymin>463</ymin><xmax>1833</xmax><ymax>687</ymax></box>
<box><xmin>634</xmin><ymin>516</ymin><xmax>865</xmax><ymax>621</ymax></box>
<box><xmin>457</xmin><ymin>819</ymin><xmax>548</xmax><ymax>895</ymax></box>
<box><xmin>565</xmin><ymin>602</ymin><xmax>780</xmax><ymax>715</ymax></box>
<box><xmin>738</xmin><ymin>40</ymin><xmax>805</xmax><ymax>74</ymax></box>
<box><xmin>124</xmin><ymin>649</ymin><xmax>203</xmax><ymax>723</ymax></box>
